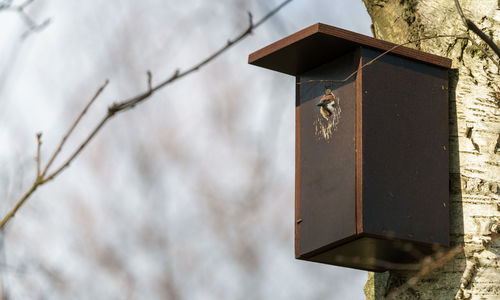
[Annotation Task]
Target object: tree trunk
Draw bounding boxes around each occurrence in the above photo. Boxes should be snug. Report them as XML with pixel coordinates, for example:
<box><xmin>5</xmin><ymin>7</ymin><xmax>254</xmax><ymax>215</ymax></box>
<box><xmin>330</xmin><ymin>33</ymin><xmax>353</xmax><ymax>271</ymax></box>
<box><xmin>361</xmin><ymin>0</ymin><xmax>500</xmax><ymax>299</ymax></box>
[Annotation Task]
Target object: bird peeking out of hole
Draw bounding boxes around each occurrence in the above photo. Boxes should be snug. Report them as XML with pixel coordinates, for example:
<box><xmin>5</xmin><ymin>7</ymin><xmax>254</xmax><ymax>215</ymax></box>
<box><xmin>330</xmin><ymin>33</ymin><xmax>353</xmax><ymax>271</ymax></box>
<box><xmin>313</xmin><ymin>88</ymin><xmax>341</xmax><ymax>141</ymax></box>
<box><xmin>316</xmin><ymin>89</ymin><xmax>338</xmax><ymax>121</ymax></box>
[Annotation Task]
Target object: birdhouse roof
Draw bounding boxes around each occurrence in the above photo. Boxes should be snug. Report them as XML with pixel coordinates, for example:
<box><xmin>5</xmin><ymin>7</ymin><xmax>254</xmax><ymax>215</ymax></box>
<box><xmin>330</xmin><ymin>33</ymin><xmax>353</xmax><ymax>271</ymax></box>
<box><xmin>248</xmin><ymin>23</ymin><xmax>452</xmax><ymax>76</ymax></box>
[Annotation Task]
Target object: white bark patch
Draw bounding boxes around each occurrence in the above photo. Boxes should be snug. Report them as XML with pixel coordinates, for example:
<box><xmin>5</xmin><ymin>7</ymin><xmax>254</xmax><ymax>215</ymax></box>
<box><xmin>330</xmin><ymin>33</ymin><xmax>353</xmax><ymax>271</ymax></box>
<box><xmin>363</xmin><ymin>0</ymin><xmax>500</xmax><ymax>299</ymax></box>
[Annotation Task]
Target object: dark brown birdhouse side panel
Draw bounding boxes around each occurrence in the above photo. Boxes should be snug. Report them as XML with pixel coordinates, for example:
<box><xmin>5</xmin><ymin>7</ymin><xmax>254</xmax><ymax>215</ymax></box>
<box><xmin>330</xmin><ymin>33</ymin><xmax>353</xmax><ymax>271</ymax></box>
<box><xmin>360</xmin><ymin>47</ymin><xmax>449</xmax><ymax>247</ymax></box>
<box><xmin>296</xmin><ymin>51</ymin><xmax>358</xmax><ymax>257</ymax></box>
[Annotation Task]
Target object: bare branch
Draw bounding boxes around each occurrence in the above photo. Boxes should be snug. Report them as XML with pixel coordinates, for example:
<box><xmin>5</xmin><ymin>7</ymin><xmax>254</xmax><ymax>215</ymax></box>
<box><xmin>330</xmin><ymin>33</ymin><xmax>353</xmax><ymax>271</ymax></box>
<box><xmin>146</xmin><ymin>70</ymin><xmax>152</xmax><ymax>91</ymax></box>
<box><xmin>247</xmin><ymin>11</ymin><xmax>253</xmax><ymax>29</ymax></box>
<box><xmin>385</xmin><ymin>245</ymin><xmax>463</xmax><ymax>300</ymax></box>
<box><xmin>18</xmin><ymin>0</ymin><xmax>35</xmax><ymax>10</ymax></box>
<box><xmin>1</xmin><ymin>0</ymin><xmax>51</xmax><ymax>38</ymax></box>
<box><xmin>109</xmin><ymin>0</ymin><xmax>292</xmax><ymax>115</ymax></box>
<box><xmin>454</xmin><ymin>0</ymin><xmax>468</xmax><ymax>25</ymax></box>
<box><xmin>0</xmin><ymin>0</ymin><xmax>294</xmax><ymax>229</ymax></box>
<box><xmin>35</xmin><ymin>132</ymin><xmax>42</xmax><ymax>178</ymax></box>
<box><xmin>455</xmin><ymin>0</ymin><xmax>500</xmax><ymax>60</ymax></box>
<box><xmin>0</xmin><ymin>182</ymin><xmax>39</xmax><ymax>228</ymax></box>
<box><xmin>40</xmin><ymin>79</ymin><xmax>109</xmax><ymax>178</ymax></box>
<box><xmin>0</xmin><ymin>79</ymin><xmax>109</xmax><ymax>228</ymax></box>
<box><xmin>254</xmin><ymin>0</ymin><xmax>291</xmax><ymax>28</ymax></box>
<box><xmin>20</xmin><ymin>18</ymin><xmax>51</xmax><ymax>39</ymax></box>
<box><xmin>41</xmin><ymin>114</ymin><xmax>111</xmax><ymax>184</ymax></box>
<box><xmin>0</xmin><ymin>0</ymin><xmax>13</xmax><ymax>10</ymax></box>
<box><xmin>465</xmin><ymin>36</ymin><xmax>500</xmax><ymax>69</ymax></box>
<box><xmin>465</xmin><ymin>20</ymin><xmax>500</xmax><ymax>59</ymax></box>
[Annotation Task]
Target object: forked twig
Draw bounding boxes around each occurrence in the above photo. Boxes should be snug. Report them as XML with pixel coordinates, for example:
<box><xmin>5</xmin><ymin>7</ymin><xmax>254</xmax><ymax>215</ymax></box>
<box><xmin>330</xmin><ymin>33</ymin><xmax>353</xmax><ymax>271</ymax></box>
<box><xmin>40</xmin><ymin>80</ymin><xmax>109</xmax><ymax>178</ymax></box>
<box><xmin>0</xmin><ymin>0</ymin><xmax>293</xmax><ymax>229</ymax></box>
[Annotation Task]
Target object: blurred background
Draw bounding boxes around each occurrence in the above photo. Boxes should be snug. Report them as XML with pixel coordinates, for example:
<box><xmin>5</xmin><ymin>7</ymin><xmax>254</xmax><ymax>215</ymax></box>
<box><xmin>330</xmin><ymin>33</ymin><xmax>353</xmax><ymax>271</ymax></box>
<box><xmin>0</xmin><ymin>0</ymin><xmax>371</xmax><ymax>299</ymax></box>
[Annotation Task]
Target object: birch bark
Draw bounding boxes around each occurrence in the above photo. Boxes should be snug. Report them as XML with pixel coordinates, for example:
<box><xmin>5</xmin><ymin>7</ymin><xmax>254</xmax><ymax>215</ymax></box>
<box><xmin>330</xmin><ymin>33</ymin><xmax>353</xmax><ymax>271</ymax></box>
<box><xmin>361</xmin><ymin>1</ymin><xmax>500</xmax><ymax>299</ymax></box>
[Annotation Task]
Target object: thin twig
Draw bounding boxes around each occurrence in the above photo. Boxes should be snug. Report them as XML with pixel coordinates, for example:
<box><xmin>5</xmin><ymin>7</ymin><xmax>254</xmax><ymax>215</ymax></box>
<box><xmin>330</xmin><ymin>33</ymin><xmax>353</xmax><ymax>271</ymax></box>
<box><xmin>0</xmin><ymin>182</ymin><xmax>39</xmax><ymax>228</ymax></box>
<box><xmin>108</xmin><ymin>1</ymin><xmax>292</xmax><ymax>115</ymax></box>
<box><xmin>109</xmin><ymin>0</ymin><xmax>292</xmax><ymax>113</ymax></box>
<box><xmin>454</xmin><ymin>0</ymin><xmax>500</xmax><ymax>60</ymax></box>
<box><xmin>1</xmin><ymin>0</ymin><xmax>51</xmax><ymax>38</ymax></box>
<box><xmin>465</xmin><ymin>20</ymin><xmax>500</xmax><ymax>59</ymax></box>
<box><xmin>385</xmin><ymin>245</ymin><xmax>463</xmax><ymax>300</ymax></box>
<box><xmin>40</xmin><ymin>79</ymin><xmax>109</xmax><ymax>178</ymax></box>
<box><xmin>146</xmin><ymin>70</ymin><xmax>152</xmax><ymax>91</ymax></box>
<box><xmin>466</xmin><ymin>36</ymin><xmax>500</xmax><ymax>69</ymax></box>
<box><xmin>35</xmin><ymin>132</ymin><xmax>42</xmax><ymax>178</ymax></box>
<box><xmin>18</xmin><ymin>0</ymin><xmax>34</xmax><ymax>10</ymax></box>
<box><xmin>50</xmin><ymin>0</ymin><xmax>293</xmax><ymax>174</ymax></box>
<box><xmin>0</xmin><ymin>0</ymin><xmax>13</xmax><ymax>10</ymax></box>
<box><xmin>297</xmin><ymin>34</ymin><xmax>469</xmax><ymax>85</ymax></box>
<box><xmin>254</xmin><ymin>0</ymin><xmax>291</xmax><ymax>27</ymax></box>
<box><xmin>41</xmin><ymin>114</ymin><xmax>111</xmax><ymax>184</ymax></box>
<box><xmin>0</xmin><ymin>80</ymin><xmax>110</xmax><ymax>228</ymax></box>
<box><xmin>454</xmin><ymin>0</ymin><xmax>468</xmax><ymax>25</ymax></box>
<box><xmin>20</xmin><ymin>18</ymin><xmax>51</xmax><ymax>39</ymax></box>
<box><xmin>0</xmin><ymin>0</ymin><xmax>293</xmax><ymax>229</ymax></box>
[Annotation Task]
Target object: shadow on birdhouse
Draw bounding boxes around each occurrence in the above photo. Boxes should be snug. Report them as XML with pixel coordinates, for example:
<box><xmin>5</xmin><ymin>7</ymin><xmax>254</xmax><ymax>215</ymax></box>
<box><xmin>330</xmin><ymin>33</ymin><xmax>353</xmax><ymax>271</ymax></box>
<box><xmin>249</xmin><ymin>23</ymin><xmax>451</xmax><ymax>271</ymax></box>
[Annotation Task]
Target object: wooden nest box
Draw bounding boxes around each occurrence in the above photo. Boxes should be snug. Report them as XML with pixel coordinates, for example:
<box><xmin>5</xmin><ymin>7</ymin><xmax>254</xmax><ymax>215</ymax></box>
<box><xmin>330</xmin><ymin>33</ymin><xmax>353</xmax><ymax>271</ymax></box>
<box><xmin>248</xmin><ymin>23</ymin><xmax>451</xmax><ymax>271</ymax></box>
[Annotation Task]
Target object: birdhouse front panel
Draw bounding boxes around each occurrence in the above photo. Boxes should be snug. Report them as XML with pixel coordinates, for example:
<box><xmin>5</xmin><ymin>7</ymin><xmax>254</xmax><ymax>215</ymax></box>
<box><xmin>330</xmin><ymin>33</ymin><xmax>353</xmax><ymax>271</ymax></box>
<box><xmin>296</xmin><ymin>51</ymin><xmax>358</xmax><ymax>256</ymax></box>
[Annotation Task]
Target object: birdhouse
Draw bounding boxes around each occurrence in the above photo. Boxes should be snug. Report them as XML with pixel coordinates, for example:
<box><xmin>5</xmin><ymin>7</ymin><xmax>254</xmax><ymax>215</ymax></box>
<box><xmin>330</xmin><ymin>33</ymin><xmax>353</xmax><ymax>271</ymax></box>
<box><xmin>248</xmin><ymin>23</ymin><xmax>451</xmax><ymax>271</ymax></box>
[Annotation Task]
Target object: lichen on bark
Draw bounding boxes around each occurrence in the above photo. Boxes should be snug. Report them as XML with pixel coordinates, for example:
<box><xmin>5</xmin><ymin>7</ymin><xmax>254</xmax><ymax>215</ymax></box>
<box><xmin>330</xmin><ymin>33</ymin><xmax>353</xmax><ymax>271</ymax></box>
<box><xmin>361</xmin><ymin>0</ymin><xmax>500</xmax><ymax>299</ymax></box>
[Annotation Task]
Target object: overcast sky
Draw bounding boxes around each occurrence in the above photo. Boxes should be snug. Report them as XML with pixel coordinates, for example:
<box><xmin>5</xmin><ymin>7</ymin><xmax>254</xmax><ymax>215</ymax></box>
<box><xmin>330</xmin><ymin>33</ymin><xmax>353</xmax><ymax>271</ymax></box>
<box><xmin>0</xmin><ymin>1</ymin><xmax>372</xmax><ymax>299</ymax></box>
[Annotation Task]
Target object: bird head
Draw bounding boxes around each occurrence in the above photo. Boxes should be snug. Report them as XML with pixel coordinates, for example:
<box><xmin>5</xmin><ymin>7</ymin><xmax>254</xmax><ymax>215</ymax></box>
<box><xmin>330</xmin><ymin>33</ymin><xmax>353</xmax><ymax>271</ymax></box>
<box><xmin>317</xmin><ymin>92</ymin><xmax>336</xmax><ymax>120</ymax></box>
<box><xmin>316</xmin><ymin>94</ymin><xmax>335</xmax><ymax>108</ymax></box>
